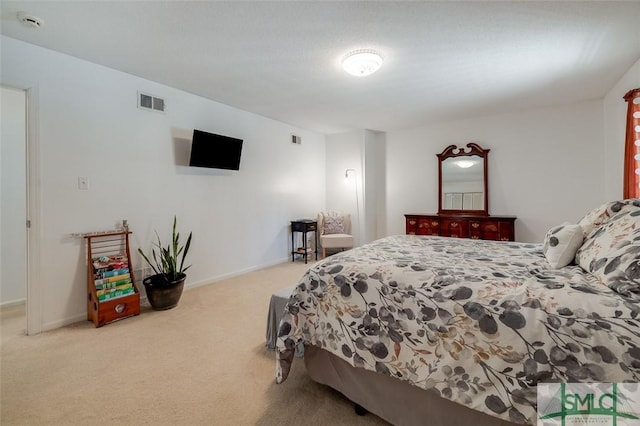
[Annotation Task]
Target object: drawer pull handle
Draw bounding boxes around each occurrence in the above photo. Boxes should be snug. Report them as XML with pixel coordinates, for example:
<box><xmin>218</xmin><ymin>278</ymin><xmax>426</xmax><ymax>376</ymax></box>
<box><xmin>431</xmin><ymin>221</ymin><xmax>439</xmax><ymax>226</ymax></box>
<box><xmin>471</xmin><ymin>223</ymin><xmax>480</xmax><ymax>228</ymax></box>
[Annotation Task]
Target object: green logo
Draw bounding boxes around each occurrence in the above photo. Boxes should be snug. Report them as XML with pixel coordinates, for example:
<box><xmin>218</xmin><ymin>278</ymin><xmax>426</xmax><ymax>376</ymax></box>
<box><xmin>538</xmin><ymin>383</ymin><xmax>640</xmax><ymax>425</ymax></box>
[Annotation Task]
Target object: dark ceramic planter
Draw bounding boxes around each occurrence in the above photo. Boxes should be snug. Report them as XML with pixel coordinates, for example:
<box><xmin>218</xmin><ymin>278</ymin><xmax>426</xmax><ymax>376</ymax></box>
<box><xmin>143</xmin><ymin>273</ymin><xmax>186</xmax><ymax>311</ymax></box>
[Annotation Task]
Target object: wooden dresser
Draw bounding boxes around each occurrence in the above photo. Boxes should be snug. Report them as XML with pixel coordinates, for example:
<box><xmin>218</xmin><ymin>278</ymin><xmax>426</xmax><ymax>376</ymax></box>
<box><xmin>405</xmin><ymin>214</ymin><xmax>516</xmax><ymax>241</ymax></box>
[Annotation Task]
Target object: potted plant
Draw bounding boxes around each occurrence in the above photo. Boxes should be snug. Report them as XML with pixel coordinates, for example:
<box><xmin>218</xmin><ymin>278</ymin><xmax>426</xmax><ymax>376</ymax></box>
<box><xmin>138</xmin><ymin>216</ymin><xmax>192</xmax><ymax>310</ymax></box>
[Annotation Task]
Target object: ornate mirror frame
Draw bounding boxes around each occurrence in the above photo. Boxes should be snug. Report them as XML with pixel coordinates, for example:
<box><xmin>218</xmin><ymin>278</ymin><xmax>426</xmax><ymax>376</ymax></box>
<box><xmin>437</xmin><ymin>142</ymin><xmax>489</xmax><ymax>216</ymax></box>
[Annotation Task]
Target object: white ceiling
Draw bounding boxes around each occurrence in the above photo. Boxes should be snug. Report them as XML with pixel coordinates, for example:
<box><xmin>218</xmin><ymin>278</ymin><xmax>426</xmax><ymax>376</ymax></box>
<box><xmin>2</xmin><ymin>1</ymin><xmax>639</xmax><ymax>134</ymax></box>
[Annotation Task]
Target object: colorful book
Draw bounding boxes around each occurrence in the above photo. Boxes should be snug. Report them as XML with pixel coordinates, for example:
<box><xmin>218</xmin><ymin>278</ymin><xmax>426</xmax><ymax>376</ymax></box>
<box><xmin>97</xmin><ymin>283</ymin><xmax>133</xmax><ymax>297</ymax></box>
<box><xmin>95</xmin><ymin>278</ymin><xmax>132</xmax><ymax>290</ymax></box>
<box><xmin>93</xmin><ymin>255</ymin><xmax>128</xmax><ymax>272</ymax></box>
<box><xmin>94</xmin><ymin>273</ymin><xmax>130</xmax><ymax>285</ymax></box>
<box><xmin>98</xmin><ymin>286</ymin><xmax>135</xmax><ymax>302</ymax></box>
<box><xmin>98</xmin><ymin>268</ymin><xmax>129</xmax><ymax>278</ymax></box>
<box><xmin>94</xmin><ymin>263</ymin><xmax>129</xmax><ymax>275</ymax></box>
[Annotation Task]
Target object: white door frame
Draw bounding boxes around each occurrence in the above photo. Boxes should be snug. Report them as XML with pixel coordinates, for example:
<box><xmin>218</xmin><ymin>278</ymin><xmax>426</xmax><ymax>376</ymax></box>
<box><xmin>2</xmin><ymin>83</ymin><xmax>42</xmax><ymax>335</ymax></box>
<box><xmin>25</xmin><ymin>85</ymin><xmax>42</xmax><ymax>335</ymax></box>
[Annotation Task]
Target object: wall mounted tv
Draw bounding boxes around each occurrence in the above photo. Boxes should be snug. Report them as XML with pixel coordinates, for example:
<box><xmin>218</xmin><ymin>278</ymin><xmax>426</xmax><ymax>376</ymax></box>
<box><xmin>189</xmin><ymin>129</ymin><xmax>243</xmax><ymax>170</ymax></box>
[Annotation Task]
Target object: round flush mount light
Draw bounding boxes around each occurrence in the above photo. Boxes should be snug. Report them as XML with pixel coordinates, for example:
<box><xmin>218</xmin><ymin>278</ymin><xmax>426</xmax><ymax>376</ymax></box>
<box><xmin>342</xmin><ymin>49</ymin><xmax>383</xmax><ymax>77</ymax></box>
<box><xmin>17</xmin><ymin>12</ymin><xmax>44</xmax><ymax>28</ymax></box>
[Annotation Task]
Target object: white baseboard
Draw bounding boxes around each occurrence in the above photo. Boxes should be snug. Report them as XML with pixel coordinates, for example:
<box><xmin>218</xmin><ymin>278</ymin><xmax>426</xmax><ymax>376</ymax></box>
<box><xmin>36</xmin><ymin>256</ymin><xmax>293</xmax><ymax>333</ymax></box>
<box><xmin>0</xmin><ymin>298</ymin><xmax>26</xmax><ymax>309</ymax></box>
<box><xmin>42</xmin><ymin>313</ymin><xmax>87</xmax><ymax>332</ymax></box>
<box><xmin>185</xmin><ymin>256</ymin><xmax>290</xmax><ymax>290</ymax></box>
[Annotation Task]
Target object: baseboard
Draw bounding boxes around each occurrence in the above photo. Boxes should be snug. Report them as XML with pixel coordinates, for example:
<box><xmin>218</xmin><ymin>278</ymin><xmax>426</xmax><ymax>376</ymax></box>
<box><xmin>37</xmin><ymin>256</ymin><xmax>292</xmax><ymax>333</ymax></box>
<box><xmin>186</xmin><ymin>256</ymin><xmax>290</xmax><ymax>289</ymax></box>
<box><xmin>42</xmin><ymin>312</ymin><xmax>87</xmax><ymax>332</ymax></box>
<box><xmin>0</xmin><ymin>298</ymin><xmax>26</xmax><ymax>309</ymax></box>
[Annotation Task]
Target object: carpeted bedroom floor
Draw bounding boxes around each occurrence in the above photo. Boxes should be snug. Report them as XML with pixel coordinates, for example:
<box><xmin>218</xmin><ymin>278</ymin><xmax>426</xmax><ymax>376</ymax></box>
<box><xmin>0</xmin><ymin>261</ymin><xmax>389</xmax><ymax>425</ymax></box>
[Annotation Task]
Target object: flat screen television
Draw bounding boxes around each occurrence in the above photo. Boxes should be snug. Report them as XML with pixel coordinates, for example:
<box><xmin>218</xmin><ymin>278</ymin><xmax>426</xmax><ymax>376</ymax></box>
<box><xmin>189</xmin><ymin>129</ymin><xmax>243</xmax><ymax>170</ymax></box>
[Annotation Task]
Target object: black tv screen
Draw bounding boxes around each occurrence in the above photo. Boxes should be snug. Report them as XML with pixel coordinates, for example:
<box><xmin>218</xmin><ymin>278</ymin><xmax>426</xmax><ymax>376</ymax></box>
<box><xmin>189</xmin><ymin>129</ymin><xmax>243</xmax><ymax>170</ymax></box>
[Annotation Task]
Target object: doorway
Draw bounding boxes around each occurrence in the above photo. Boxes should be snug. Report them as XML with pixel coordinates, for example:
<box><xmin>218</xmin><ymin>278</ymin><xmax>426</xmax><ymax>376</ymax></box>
<box><xmin>1</xmin><ymin>85</ymin><xmax>27</xmax><ymax>339</ymax></box>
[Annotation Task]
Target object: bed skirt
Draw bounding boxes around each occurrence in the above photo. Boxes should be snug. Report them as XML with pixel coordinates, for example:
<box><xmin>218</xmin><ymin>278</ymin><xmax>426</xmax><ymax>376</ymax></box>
<box><xmin>303</xmin><ymin>344</ymin><xmax>518</xmax><ymax>426</ymax></box>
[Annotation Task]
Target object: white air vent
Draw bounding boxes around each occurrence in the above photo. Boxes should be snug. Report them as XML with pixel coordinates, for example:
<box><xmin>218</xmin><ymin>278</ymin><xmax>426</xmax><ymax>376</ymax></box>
<box><xmin>138</xmin><ymin>91</ymin><xmax>165</xmax><ymax>113</ymax></box>
<box><xmin>291</xmin><ymin>134</ymin><xmax>302</xmax><ymax>144</ymax></box>
<box><xmin>152</xmin><ymin>97</ymin><xmax>164</xmax><ymax>112</ymax></box>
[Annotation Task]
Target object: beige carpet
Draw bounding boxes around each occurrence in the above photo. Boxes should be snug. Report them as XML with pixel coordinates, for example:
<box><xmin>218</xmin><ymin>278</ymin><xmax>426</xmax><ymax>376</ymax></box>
<box><xmin>1</xmin><ymin>261</ymin><xmax>388</xmax><ymax>426</ymax></box>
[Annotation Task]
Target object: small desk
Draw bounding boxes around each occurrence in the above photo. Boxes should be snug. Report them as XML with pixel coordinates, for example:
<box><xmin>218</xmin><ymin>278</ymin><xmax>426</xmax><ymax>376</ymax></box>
<box><xmin>291</xmin><ymin>219</ymin><xmax>318</xmax><ymax>264</ymax></box>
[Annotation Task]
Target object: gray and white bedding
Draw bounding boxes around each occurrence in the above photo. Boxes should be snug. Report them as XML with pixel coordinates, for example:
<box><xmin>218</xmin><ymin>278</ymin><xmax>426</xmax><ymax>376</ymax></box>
<box><xmin>276</xmin><ymin>200</ymin><xmax>640</xmax><ymax>424</ymax></box>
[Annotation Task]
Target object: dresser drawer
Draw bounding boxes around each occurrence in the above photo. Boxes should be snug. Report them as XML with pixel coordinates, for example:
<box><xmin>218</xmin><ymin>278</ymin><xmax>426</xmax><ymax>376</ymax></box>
<box><xmin>406</xmin><ymin>217</ymin><xmax>418</xmax><ymax>235</ymax></box>
<box><xmin>416</xmin><ymin>218</ymin><xmax>440</xmax><ymax>236</ymax></box>
<box><xmin>480</xmin><ymin>221</ymin><xmax>499</xmax><ymax>240</ymax></box>
<box><xmin>441</xmin><ymin>219</ymin><xmax>469</xmax><ymax>238</ymax></box>
<box><xmin>499</xmin><ymin>221</ymin><xmax>514</xmax><ymax>241</ymax></box>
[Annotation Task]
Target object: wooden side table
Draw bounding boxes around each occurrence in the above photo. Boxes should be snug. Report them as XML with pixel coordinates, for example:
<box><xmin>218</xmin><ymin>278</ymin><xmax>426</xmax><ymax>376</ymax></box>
<box><xmin>291</xmin><ymin>219</ymin><xmax>318</xmax><ymax>264</ymax></box>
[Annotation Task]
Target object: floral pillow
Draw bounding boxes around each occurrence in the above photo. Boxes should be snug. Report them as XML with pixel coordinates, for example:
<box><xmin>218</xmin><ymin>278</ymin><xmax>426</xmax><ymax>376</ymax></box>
<box><xmin>542</xmin><ymin>223</ymin><xmax>583</xmax><ymax>269</ymax></box>
<box><xmin>323</xmin><ymin>212</ymin><xmax>345</xmax><ymax>235</ymax></box>
<box><xmin>575</xmin><ymin>200</ymin><xmax>640</xmax><ymax>299</ymax></box>
<box><xmin>577</xmin><ymin>200</ymin><xmax>627</xmax><ymax>239</ymax></box>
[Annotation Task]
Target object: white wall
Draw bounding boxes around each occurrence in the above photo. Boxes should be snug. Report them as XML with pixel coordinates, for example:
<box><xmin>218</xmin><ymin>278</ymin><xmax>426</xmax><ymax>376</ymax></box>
<box><xmin>604</xmin><ymin>57</ymin><xmax>640</xmax><ymax>201</ymax></box>
<box><xmin>1</xmin><ymin>36</ymin><xmax>326</xmax><ymax>330</ymax></box>
<box><xmin>325</xmin><ymin>130</ymin><xmax>364</xmax><ymax>245</ymax></box>
<box><xmin>325</xmin><ymin>129</ymin><xmax>386</xmax><ymax>246</ymax></box>
<box><xmin>386</xmin><ymin>100</ymin><xmax>605</xmax><ymax>243</ymax></box>
<box><xmin>0</xmin><ymin>86</ymin><xmax>27</xmax><ymax>305</ymax></box>
<box><xmin>364</xmin><ymin>130</ymin><xmax>386</xmax><ymax>240</ymax></box>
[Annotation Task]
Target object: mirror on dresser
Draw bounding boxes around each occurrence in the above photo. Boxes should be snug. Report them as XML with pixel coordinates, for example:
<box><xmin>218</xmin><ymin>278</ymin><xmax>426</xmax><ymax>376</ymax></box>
<box><xmin>437</xmin><ymin>142</ymin><xmax>489</xmax><ymax>216</ymax></box>
<box><xmin>404</xmin><ymin>142</ymin><xmax>516</xmax><ymax>241</ymax></box>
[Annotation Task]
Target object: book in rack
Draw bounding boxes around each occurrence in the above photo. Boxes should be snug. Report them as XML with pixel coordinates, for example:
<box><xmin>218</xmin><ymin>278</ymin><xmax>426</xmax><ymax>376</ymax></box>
<box><xmin>84</xmin><ymin>230</ymin><xmax>140</xmax><ymax>327</ymax></box>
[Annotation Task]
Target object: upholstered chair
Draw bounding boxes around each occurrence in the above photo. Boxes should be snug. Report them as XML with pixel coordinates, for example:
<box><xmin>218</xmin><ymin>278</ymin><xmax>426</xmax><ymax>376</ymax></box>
<box><xmin>317</xmin><ymin>211</ymin><xmax>354</xmax><ymax>258</ymax></box>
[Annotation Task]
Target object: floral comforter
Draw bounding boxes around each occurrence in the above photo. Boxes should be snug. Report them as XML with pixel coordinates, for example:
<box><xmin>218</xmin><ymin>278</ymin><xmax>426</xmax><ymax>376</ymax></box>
<box><xmin>276</xmin><ymin>235</ymin><xmax>640</xmax><ymax>424</ymax></box>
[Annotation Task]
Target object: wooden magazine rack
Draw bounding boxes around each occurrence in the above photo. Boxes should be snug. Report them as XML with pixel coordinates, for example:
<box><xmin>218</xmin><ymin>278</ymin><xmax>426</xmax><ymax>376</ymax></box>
<box><xmin>85</xmin><ymin>230</ymin><xmax>140</xmax><ymax>327</ymax></box>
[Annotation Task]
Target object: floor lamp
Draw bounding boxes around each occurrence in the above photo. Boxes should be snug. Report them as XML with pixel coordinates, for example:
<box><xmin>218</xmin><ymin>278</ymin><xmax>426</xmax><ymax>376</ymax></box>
<box><xmin>344</xmin><ymin>169</ymin><xmax>360</xmax><ymax>245</ymax></box>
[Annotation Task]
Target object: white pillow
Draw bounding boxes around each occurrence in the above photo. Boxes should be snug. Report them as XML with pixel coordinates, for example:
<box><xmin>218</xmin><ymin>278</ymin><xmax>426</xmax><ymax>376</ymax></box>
<box><xmin>542</xmin><ymin>223</ymin><xmax>584</xmax><ymax>269</ymax></box>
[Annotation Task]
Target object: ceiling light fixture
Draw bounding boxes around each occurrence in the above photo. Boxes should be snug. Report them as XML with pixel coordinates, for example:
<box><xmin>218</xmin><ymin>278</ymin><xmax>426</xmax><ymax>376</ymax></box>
<box><xmin>342</xmin><ymin>49</ymin><xmax>383</xmax><ymax>77</ymax></box>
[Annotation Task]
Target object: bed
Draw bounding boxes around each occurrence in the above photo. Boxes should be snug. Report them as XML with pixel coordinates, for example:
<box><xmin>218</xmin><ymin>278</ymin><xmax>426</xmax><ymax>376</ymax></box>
<box><xmin>276</xmin><ymin>200</ymin><xmax>640</xmax><ymax>425</ymax></box>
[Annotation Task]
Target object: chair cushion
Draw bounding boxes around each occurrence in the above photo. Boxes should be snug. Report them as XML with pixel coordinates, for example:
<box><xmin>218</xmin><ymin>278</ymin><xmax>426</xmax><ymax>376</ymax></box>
<box><xmin>320</xmin><ymin>234</ymin><xmax>354</xmax><ymax>249</ymax></box>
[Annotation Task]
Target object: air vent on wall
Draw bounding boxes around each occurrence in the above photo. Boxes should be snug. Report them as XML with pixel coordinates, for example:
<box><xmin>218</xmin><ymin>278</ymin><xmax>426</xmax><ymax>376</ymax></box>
<box><xmin>291</xmin><ymin>134</ymin><xmax>302</xmax><ymax>144</ymax></box>
<box><xmin>138</xmin><ymin>91</ymin><xmax>165</xmax><ymax>113</ymax></box>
